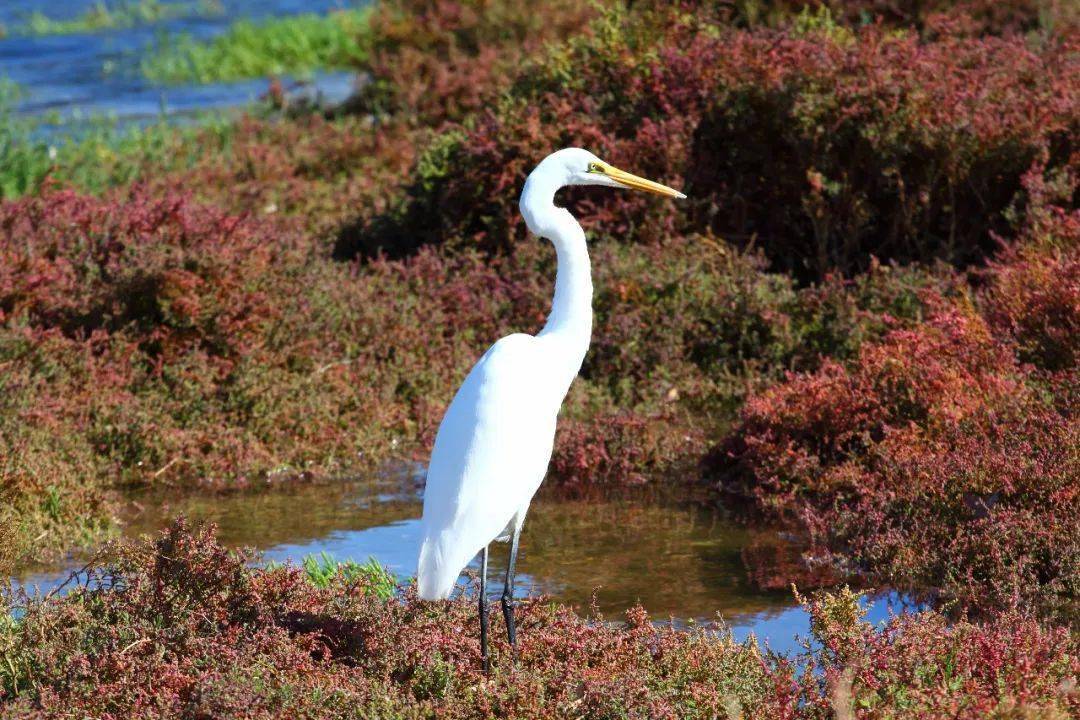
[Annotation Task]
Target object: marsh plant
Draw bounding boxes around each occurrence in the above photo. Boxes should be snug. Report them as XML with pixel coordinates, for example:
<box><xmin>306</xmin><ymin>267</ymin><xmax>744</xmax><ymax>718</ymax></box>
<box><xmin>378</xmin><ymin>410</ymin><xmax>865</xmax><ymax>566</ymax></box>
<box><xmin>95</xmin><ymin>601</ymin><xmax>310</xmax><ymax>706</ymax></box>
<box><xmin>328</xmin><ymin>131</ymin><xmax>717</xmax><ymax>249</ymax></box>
<box><xmin>140</xmin><ymin>7</ymin><xmax>373</xmax><ymax>84</ymax></box>
<box><xmin>271</xmin><ymin>552</ymin><xmax>397</xmax><ymax>599</ymax></box>
<box><xmin>6</xmin><ymin>0</ymin><xmax>224</xmax><ymax>37</ymax></box>
<box><xmin>0</xmin><ymin>1</ymin><xmax>1076</xmax><ymax>715</ymax></box>
<box><xmin>0</xmin><ymin>83</ymin><xmax>235</xmax><ymax>199</ymax></box>
<box><xmin>0</xmin><ymin>522</ymin><xmax>1075</xmax><ymax>717</ymax></box>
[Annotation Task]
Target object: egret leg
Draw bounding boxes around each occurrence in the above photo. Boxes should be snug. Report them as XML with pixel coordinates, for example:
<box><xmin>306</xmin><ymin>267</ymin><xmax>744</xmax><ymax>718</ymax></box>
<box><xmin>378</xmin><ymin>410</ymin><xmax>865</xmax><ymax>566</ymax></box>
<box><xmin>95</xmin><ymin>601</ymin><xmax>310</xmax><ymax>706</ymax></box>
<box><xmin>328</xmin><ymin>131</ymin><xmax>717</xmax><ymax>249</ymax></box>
<box><xmin>479</xmin><ymin>545</ymin><xmax>490</xmax><ymax>674</ymax></box>
<box><xmin>501</xmin><ymin>523</ymin><xmax>521</xmax><ymax>650</ymax></box>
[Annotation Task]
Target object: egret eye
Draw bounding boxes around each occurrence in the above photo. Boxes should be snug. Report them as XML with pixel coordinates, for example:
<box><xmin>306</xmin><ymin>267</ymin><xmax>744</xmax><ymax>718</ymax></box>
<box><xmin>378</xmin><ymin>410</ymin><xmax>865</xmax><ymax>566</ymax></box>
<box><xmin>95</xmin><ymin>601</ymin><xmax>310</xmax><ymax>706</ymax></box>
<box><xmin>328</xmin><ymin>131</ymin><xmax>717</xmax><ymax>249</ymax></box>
<box><xmin>587</xmin><ymin>162</ymin><xmax>605</xmax><ymax>174</ymax></box>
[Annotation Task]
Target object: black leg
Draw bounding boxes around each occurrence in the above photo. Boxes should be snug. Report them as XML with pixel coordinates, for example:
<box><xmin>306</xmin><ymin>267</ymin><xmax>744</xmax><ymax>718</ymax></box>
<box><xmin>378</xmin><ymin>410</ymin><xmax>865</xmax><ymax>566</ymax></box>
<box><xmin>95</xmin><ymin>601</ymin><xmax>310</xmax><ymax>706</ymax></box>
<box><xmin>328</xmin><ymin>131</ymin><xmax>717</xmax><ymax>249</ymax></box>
<box><xmin>479</xmin><ymin>545</ymin><xmax>490</xmax><ymax>674</ymax></box>
<box><xmin>501</xmin><ymin>523</ymin><xmax>521</xmax><ymax>650</ymax></box>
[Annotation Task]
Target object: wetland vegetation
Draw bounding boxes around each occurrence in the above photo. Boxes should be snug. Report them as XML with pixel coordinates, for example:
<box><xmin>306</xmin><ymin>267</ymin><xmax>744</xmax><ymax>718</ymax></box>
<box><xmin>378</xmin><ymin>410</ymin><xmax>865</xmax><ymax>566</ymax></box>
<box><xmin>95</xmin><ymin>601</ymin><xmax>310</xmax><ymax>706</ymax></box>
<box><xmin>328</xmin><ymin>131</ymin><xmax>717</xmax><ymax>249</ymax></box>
<box><xmin>139</xmin><ymin>7</ymin><xmax>373</xmax><ymax>84</ymax></box>
<box><xmin>2</xmin><ymin>0</ymin><xmax>224</xmax><ymax>37</ymax></box>
<box><xmin>0</xmin><ymin>0</ymin><xmax>1077</xmax><ymax>716</ymax></box>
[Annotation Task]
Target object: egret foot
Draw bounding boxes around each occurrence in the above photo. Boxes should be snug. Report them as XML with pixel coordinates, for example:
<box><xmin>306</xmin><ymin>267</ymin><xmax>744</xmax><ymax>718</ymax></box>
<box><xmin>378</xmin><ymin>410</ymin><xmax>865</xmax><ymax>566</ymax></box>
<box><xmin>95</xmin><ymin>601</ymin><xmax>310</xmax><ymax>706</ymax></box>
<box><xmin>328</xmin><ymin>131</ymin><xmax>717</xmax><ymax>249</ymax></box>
<box><xmin>500</xmin><ymin>592</ymin><xmax>516</xmax><ymax>649</ymax></box>
<box><xmin>501</xmin><ymin>523</ymin><xmax>521</xmax><ymax>651</ymax></box>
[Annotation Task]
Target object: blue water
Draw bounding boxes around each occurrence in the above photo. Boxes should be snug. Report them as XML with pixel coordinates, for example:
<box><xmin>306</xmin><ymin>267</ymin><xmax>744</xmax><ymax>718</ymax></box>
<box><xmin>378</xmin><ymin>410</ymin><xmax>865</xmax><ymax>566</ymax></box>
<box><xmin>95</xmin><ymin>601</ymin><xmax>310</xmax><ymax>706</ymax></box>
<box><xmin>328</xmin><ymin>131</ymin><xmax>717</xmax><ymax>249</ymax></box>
<box><xmin>8</xmin><ymin>480</ymin><xmax>925</xmax><ymax>658</ymax></box>
<box><xmin>0</xmin><ymin>0</ymin><xmax>362</xmax><ymax>125</ymax></box>
<box><xmin>263</xmin><ymin>519</ymin><xmax>923</xmax><ymax>657</ymax></box>
<box><xmin>0</xmin><ymin>0</ymin><xmax>929</xmax><ymax>658</ymax></box>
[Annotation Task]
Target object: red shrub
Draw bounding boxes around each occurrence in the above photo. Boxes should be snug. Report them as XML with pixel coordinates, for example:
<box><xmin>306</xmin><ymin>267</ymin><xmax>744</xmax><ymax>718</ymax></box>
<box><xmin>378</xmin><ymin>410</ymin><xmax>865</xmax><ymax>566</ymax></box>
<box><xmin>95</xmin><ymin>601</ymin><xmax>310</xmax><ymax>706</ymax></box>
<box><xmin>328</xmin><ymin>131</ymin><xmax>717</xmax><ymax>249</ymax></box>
<box><xmin>357</xmin><ymin>0</ymin><xmax>597</xmax><ymax>125</ymax></box>
<box><xmin>0</xmin><ymin>188</ymin><xmax>299</xmax><ymax>366</ymax></box>
<box><xmin>692</xmin><ymin>0</ymin><xmax>1075</xmax><ymax>36</ymax></box>
<box><xmin>716</xmin><ymin>302</ymin><xmax>1079</xmax><ymax>615</ymax></box>
<box><xmin>2</xmin><ymin>523</ymin><xmax>1076</xmax><ymax>718</ymax></box>
<box><xmin>348</xmin><ymin>8</ymin><xmax>1077</xmax><ymax>279</ymax></box>
<box><xmin>3</xmin><ymin>0</ymin><xmax>1076</xmax><ymax>626</ymax></box>
<box><xmin>799</xmin><ymin>587</ymin><xmax>1080</xmax><ymax>718</ymax></box>
<box><xmin>824</xmin><ymin>0</ymin><xmax>1074</xmax><ymax>36</ymax></box>
<box><xmin>140</xmin><ymin>113</ymin><xmax>421</xmax><ymax>240</ymax></box>
<box><xmin>982</xmin><ymin>207</ymin><xmax>1079</xmax><ymax>373</ymax></box>
<box><xmin>549</xmin><ymin>408</ymin><xmax>707</xmax><ymax>497</ymax></box>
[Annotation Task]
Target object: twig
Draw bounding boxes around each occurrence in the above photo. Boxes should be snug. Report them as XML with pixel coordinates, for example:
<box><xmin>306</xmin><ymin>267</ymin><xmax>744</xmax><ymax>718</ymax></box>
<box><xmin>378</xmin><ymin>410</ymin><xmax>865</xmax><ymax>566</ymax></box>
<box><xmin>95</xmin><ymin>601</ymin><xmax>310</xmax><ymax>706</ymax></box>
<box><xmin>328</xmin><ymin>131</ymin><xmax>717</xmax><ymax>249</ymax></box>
<box><xmin>153</xmin><ymin>458</ymin><xmax>180</xmax><ymax>478</ymax></box>
<box><xmin>44</xmin><ymin>550</ymin><xmax>106</xmax><ymax>601</ymax></box>
<box><xmin>315</xmin><ymin>358</ymin><xmax>357</xmax><ymax>375</ymax></box>
<box><xmin>119</xmin><ymin>637</ymin><xmax>151</xmax><ymax>655</ymax></box>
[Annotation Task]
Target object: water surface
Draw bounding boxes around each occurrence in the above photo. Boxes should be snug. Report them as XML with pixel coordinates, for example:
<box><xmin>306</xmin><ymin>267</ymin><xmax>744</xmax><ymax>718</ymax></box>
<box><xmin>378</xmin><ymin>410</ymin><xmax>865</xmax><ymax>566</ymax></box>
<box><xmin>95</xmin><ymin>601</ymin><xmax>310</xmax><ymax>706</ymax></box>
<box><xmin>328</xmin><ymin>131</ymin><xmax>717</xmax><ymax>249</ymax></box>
<box><xmin>0</xmin><ymin>0</ymin><xmax>923</xmax><ymax>656</ymax></box>
<box><xmin>0</xmin><ymin>0</ymin><xmax>360</xmax><ymax>125</ymax></box>
<box><xmin>11</xmin><ymin>478</ymin><xmax>920</xmax><ymax>656</ymax></box>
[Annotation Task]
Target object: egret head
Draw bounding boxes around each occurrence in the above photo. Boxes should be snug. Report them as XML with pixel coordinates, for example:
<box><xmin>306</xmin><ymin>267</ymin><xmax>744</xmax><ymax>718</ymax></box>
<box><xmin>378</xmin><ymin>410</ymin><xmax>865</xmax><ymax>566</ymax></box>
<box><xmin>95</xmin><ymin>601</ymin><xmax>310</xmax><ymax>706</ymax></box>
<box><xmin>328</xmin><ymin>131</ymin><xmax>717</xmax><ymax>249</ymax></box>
<box><xmin>543</xmin><ymin>147</ymin><xmax>686</xmax><ymax>198</ymax></box>
<box><xmin>521</xmin><ymin>148</ymin><xmax>685</xmax><ymax>237</ymax></box>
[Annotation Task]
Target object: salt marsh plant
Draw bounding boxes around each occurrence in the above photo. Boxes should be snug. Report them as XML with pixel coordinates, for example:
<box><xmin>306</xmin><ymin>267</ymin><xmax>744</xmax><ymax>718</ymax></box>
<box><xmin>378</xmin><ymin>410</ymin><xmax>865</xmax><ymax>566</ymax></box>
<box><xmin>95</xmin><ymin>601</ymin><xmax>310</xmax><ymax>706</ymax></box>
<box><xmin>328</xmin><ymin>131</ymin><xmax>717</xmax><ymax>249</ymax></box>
<box><xmin>140</xmin><ymin>8</ymin><xmax>373</xmax><ymax>84</ymax></box>
<box><xmin>11</xmin><ymin>0</ymin><xmax>224</xmax><ymax>36</ymax></box>
<box><xmin>0</xmin><ymin>3</ymin><xmax>1076</xmax><ymax>717</ymax></box>
<box><xmin>0</xmin><ymin>521</ymin><xmax>1075</xmax><ymax>717</ymax></box>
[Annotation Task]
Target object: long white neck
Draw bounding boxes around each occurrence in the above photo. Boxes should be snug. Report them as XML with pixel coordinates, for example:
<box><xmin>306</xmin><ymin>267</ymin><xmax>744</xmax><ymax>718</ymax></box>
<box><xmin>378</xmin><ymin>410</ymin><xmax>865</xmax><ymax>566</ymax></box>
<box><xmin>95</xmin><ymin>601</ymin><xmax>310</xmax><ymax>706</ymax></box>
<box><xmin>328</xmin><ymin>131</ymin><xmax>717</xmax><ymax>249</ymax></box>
<box><xmin>520</xmin><ymin>173</ymin><xmax>593</xmax><ymax>372</ymax></box>
<box><xmin>540</xmin><ymin>214</ymin><xmax>592</xmax><ymax>338</ymax></box>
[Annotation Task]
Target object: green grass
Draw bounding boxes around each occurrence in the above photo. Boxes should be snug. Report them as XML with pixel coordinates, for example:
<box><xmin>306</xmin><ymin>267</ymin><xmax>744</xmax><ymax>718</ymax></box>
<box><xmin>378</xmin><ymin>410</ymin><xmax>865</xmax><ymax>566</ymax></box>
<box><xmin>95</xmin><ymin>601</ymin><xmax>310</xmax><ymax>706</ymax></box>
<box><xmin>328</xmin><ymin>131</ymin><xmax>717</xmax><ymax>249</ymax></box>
<box><xmin>54</xmin><ymin>116</ymin><xmax>235</xmax><ymax>193</ymax></box>
<box><xmin>7</xmin><ymin>0</ymin><xmax>224</xmax><ymax>37</ymax></box>
<box><xmin>270</xmin><ymin>552</ymin><xmax>397</xmax><ymax>599</ymax></box>
<box><xmin>140</xmin><ymin>8</ymin><xmax>373</xmax><ymax>85</ymax></box>
<box><xmin>0</xmin><ymin>83</ymin><xmax>235</xmax><ymax>199</ymax></box>
<box><xmin>0</xmin><ymin>81</ymin><xmax>40</xmax><ymax>198</ymax></box>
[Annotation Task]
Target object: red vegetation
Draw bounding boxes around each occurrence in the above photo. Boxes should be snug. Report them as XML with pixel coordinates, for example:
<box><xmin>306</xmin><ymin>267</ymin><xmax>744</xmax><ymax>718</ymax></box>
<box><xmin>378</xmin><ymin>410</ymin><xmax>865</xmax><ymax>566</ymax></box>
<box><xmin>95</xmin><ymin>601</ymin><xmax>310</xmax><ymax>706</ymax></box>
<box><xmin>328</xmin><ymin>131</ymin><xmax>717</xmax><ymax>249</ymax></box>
<box><xmin>357</xmin><ymin>0</ymin><xmax>598</xmax><ymax>125</ymax></box>
<box><xmin>1</xmin><ymin>189</ymin><xmax>808</xmax><ymax>546</ymax></box>
<box><xmin>983</xmin><ymin>190</ymin><xmax>1080</xmax><ymax>373</ymax></box>
<box><xmin>714</xmin><ymin>198</ymin><xmax>1079</xmax><ymax>615</ymax></box>
<box><xmin>350</xmin><ymin>4</ymin><xmax>1077</xmax><ymax>279</ymax></box>
<box><xmin>0</xmin><ymin>188</ymin><xmax>296</xmax><ymax>360</ymax></box>
<box><xmin>0</xmin><ymin>0</ymin><xmax>1076</xmax><ymax>656</ymax></box>
<box><xmin>815</xmin><ymin>0</ymin><xmax>1076</xmax><ymax>36</ymax></box>
<box><xmin>549</xmin><ymin>409</ymin><xmax>702</xmax><ymax>496</ymax></box>
<box><xmin>0</xmin><ymin>189</ymin><xmax>312</xmax><ymax>487</ymax></box>
<box><xmin>795</xmin><ymin>586</ymin><xmax>1080</xmax><ymax>718</ymax></box>
<box><xmin>141</xmin><ymin>113</ymin><xmax>421</xmax><ymax>237</ymax></box>
<box><xmin>2</xmin><ymin>523</ymin><xmax>1076</xmax><ymax>718</ymax></box>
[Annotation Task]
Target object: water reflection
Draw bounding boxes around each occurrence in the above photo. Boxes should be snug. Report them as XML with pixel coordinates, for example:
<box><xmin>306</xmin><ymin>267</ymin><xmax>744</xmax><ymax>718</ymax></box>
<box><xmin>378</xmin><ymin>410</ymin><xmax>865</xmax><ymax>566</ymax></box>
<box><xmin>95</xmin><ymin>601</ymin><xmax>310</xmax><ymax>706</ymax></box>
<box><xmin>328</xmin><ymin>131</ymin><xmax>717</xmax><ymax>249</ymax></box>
<box><xmin>111</xmin><ymin>482</ymin><xmax>793</xmax><ymax>618</ymax></box>
<box><xmin>10</xmin><ymin>480</ymin><xmax>923</xmax><ymax>656</ymax></box>
<box><xmin>0</xmin><ymin>0</ymin><xmax>359</xmax><ymax>126</ymax></box>
<box><xmin>507</xmin><ymin>500</ymin><xmax>792</xmax><ymax>619</ymax></box>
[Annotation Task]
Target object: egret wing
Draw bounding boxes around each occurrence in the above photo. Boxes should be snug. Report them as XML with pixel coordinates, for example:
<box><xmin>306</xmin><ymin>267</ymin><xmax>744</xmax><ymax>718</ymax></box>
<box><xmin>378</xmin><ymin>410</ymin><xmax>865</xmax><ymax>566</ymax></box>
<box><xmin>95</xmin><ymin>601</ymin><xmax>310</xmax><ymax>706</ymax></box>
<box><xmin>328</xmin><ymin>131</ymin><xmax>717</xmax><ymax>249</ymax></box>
<box><xmin>417</xmin><ymin>333</ymin><xmax>557</xmax><ymax>599</ymax></box>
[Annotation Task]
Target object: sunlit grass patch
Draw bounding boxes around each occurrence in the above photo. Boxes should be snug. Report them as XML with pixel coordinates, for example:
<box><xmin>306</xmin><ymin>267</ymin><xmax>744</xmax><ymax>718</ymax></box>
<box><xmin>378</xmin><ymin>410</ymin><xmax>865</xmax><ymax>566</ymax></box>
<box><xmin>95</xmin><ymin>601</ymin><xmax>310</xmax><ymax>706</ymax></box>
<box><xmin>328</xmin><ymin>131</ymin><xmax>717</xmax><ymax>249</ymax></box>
<box><xmin>140</xmin><ymin>8</ymin><xmax>372</xmax><ymax>85</ymax></box>
<box><xmin>295</xmin><ymin>552</ymin><xmax>397</xmax><ymax>598</ymax></box>
<box><xmin>8</xmin><ymin>0</ymin><xmax>224</xmax><ymax>37</ymax></box>
<box><xmin>0</xmin><ymin>83</ymin><xmax>234</xmax><ymax>198</ymax></box>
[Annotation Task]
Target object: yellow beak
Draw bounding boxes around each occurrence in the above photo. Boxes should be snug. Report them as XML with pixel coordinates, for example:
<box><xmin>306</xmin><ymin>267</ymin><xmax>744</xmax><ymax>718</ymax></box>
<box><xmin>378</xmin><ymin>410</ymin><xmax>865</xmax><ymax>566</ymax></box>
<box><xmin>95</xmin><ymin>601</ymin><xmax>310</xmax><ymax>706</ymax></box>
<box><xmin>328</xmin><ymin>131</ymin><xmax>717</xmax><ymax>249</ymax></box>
<box><xmin>590</xmin><ymin>161</ymin><xmax>686</xmax><ymax>199</ymax></box>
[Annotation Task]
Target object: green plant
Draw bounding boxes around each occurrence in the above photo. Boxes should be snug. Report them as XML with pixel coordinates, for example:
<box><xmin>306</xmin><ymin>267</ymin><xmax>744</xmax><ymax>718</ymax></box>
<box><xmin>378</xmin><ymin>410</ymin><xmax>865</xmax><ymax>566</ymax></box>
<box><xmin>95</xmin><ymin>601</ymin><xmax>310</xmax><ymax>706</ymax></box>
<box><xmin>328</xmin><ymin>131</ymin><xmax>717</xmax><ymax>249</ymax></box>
<box><xmin>0</xmin><ymin>89</ymin><xmax>234</xmax><ymax>199</ymax></box>
<box><xmin>299</xmin><ymin>552</ymin><xmax>396</xmax><ymax>599</ymax></box>
<box><xmin>140</xmin><ymin>8</ymin><xmax>373</xmax><ymax>84</ymax></box>
<box><xmin>0</xmin><ymin>81</ymin><xmax>51</xmax><ymax>198</ymax></box>
<box><xmin>14</xmin><ymin>0</ymin><xmax>224</xmax><ymax>36</ymax></box>
<box><xmin>0</xmin><ymin>611</ymin><xmax>24</xmax><ymax>698</ymax></box>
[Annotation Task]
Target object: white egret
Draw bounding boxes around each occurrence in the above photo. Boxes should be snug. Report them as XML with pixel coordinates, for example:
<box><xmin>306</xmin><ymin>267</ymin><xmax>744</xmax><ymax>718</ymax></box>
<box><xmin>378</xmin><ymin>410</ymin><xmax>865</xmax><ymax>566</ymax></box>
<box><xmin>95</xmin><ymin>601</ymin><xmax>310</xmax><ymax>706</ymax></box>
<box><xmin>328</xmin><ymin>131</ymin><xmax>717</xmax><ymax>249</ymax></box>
<box><xmin>416</xmin><ymin>148</ymin><xmax>685</xmax><ymax>671</ymax></box>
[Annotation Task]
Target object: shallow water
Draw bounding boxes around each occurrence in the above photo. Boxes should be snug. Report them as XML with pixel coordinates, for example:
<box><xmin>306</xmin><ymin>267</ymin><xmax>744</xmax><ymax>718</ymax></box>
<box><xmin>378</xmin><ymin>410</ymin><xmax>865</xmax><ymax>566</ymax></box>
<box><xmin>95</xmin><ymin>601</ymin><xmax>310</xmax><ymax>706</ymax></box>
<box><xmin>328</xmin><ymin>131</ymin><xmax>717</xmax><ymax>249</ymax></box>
<box><xmin>0</xmin><ymin>0</ymin><xmax>360</xmax><ymax>125</ymax></box>
<box><xmin>1</xmin><ymin>0</ymin><xmax>924</xmax><ymax>656</ymax></box>
<box><xmin>10</xmin><ymin>477</ymin><xmax>922</xmax><ymax>656</ymax></box>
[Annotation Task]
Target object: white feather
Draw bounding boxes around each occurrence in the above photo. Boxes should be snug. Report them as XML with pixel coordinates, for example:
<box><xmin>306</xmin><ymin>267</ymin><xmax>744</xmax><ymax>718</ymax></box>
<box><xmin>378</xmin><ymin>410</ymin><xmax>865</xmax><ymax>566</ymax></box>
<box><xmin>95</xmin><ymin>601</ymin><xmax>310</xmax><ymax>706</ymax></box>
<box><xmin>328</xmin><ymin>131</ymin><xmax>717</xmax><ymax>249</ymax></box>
<box><xmin>415</xmin><ymin>148</ymin><xmax>684</xmax><ymax>601</ymax></box>
<box><xmin>417</xmin><ymin>334</ymin><xmax>561</xmax><ymax>599</ymax></box>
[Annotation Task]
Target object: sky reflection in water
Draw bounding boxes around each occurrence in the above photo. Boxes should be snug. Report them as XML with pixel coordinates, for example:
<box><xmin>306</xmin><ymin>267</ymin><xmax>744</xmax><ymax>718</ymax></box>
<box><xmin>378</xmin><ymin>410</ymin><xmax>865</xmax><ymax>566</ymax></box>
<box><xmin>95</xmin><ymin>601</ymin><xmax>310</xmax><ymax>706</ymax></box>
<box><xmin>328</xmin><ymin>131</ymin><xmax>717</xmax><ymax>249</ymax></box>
<box><xmin>10</xmin><ymin>480</ymin><xmax>923</xmax><ymax>657</ymax></box>
<box><xmin>0</xmin><ymin>0</ymin><xmax>359</xmax><ymax>126</ymax></box>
